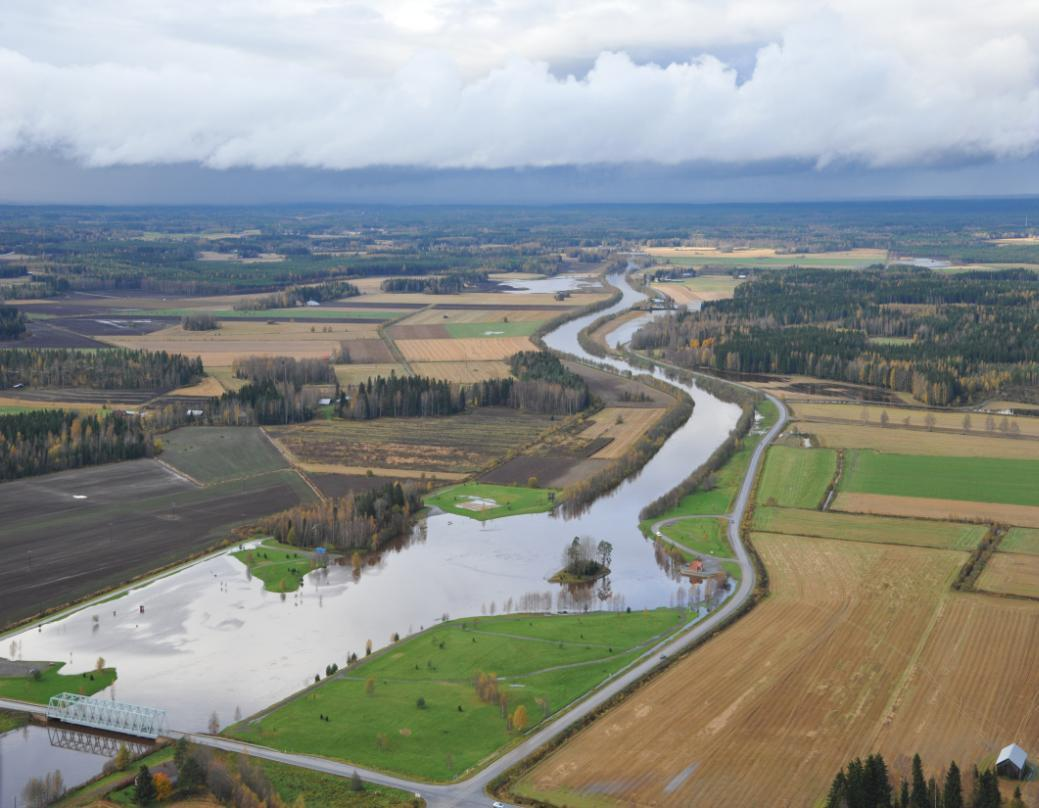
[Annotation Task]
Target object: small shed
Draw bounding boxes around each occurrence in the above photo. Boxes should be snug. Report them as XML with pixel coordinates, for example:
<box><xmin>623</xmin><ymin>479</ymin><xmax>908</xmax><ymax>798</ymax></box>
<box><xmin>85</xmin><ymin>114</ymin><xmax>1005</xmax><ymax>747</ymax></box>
<box><xmin>996</xmin><ymin>743</ymin><xmax>1028</xmax><ymax>779</ymax></box>
<box><xmin>305</xmin><ymin>299</ymin><xmax>321</xmax><ymax>307</ymax></box>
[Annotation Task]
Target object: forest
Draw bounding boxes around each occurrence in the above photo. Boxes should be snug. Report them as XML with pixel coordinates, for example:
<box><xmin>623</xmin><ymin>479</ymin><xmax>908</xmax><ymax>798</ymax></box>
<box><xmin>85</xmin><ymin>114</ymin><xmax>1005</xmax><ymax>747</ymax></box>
<box><xmin>232</xmin><ymin>356</ymin><xmax>337</xmax><ymax>388</ymax></box>
<box><xmin>0</xmin><ymin>348</ymin><xmax>203</xmax><ymax>390</ymax></box>
<box><xmin>380</xmin><ymin>271</ymin><xmax>487</xmax><ymax>294</ymax></box>
<box><xmin>0</xmin><ymin>305</ymin><xmax>27</xmax><ymax>339</ymax></box>
<box><xmin>233</xmin><ymin>280</ymin><xmax>359</xmax><ymax>311</ymax></box>
<box><xmin>0</xmin><ymin>409</ymin><xmax>153</xmax><ymax>481</ymax></box>
<box><xmin>258</xmin><ymin>480</ymin><xmax>423</xmax><ymax>552</ymax></box>
<box><xmin>632</xmin><ymin>268</ymin><xmax>1039</xmax><ymax>405</ymax></box>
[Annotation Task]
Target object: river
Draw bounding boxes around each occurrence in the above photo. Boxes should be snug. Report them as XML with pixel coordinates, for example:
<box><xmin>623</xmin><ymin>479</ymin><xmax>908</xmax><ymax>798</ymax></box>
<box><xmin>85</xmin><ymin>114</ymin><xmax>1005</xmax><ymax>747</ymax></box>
<box><xmin>0</xmin><ymin>272</ymin><xmax>739</xmax><ymax>804</ymax></box>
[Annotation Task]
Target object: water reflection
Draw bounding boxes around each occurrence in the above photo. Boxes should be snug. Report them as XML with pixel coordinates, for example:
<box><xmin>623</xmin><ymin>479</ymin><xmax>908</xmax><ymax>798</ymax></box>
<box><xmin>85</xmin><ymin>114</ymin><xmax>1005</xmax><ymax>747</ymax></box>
<box><xmin>1</xmin><ymin>272</ymin><xmax>740</xmax><ymax>732</ymax></box>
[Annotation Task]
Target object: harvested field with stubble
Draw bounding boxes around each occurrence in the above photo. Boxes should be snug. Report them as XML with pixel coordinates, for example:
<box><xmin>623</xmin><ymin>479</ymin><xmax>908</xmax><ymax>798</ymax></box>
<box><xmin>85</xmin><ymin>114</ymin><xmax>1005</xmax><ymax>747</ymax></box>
<box><xmin>409</xmin><ymin>361</ymin><xmax>511</xmax><ymax>383</ymax></box>
<box><xmin>976</xmin><ymin>552</ymin><xmax>1039</xmax><ymax>599</ymax></box>
<box><xmin>396</xmin><ymin>336</ymin><xmax>536</xmax><ymax>362</ymax></box>
<box><xmin>398</xmin><ymin>307</ymin><xmax>557</xmax><ymax>325</ymax></box>
<box><xmin>515</xmin><ymin>534</ymin><xmax>989</xmax><ymax>808</ymax></box>
<box><xmin>1000</xmin><ymin>527</ymin><xmax>1039</xmax><ymax>555</ymax></box>
<box><xmin>266</xmin><ymin>407</ymin><xmax>556</xmax><ymax>476</ymax></box>
<box><xmin>752</xmin><ymin>507</ymin><xmax>987</xmax><ymax>550</ymax></box>
<box><xmin>336</xmin><ymin>337</ymin><xmax>395</xmax><ymax>363</ymax></box>
<box><xmin>791</xmin><ymin>400</ymin><xmax>1039</xmax><ymax>438</ymax></box>
<box><xmin>578</xmin><ymin>407</ymin><xmax>665</xmax><ymax>460</ymax></box>
<box><xmin>803</xmin><ymin>420</ymin><xmax>1039</xmax><ymax>459</ymax></box>
<box><xmin>833</xmin><ymin>492</ymin><xmax>1039</xmax><ymax>528</ymax></box>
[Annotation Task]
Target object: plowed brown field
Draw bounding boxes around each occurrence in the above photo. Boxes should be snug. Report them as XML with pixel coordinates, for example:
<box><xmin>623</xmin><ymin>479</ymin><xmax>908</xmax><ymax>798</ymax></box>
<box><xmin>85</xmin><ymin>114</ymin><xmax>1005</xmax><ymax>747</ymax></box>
<box><xmin>834</xmin><ymin>492</ymin><xmax>1039</xmax><ymax>528</ymax></box>
<box><xmin>515</xmin><ymin>534</ymin><xmax>999</xmax><ymax>807</ymax></box>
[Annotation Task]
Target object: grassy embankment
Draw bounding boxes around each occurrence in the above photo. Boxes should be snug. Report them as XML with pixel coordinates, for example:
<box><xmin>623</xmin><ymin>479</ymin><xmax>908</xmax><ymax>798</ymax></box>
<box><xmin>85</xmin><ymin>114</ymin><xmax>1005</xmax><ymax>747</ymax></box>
<box><xmin>232</xmin><ymin>539</ymin><xmax>316</xmax><ymax>593</ymax></box>
<box><xmin>227</xmin><ymin>609</ymin><xmax>689</xmax><ymax>781</ymax></box>
<box><xmin>0</xmin><ymin>662</ymin><xmax>117</xmax><ymax>703</ymax></box>
<box><xmin>424</xmin><ymin>482</ymin><xmax>557</xmax><ymax>521</ymax></box>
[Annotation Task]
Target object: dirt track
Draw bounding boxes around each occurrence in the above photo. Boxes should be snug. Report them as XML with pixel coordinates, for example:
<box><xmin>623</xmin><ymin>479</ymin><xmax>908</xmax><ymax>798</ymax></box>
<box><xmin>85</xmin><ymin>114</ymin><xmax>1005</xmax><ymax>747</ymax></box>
<box><xmin>0</xmin><ymin>459</ymin><xmax>311</xmax><ymax>629</ymax></box>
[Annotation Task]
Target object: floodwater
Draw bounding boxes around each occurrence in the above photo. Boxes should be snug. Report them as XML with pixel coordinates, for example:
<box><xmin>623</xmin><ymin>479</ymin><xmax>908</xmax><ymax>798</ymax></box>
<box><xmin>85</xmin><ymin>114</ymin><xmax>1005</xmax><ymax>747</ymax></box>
<box><xmin>0</xmin><ymin>723</ymin><xmax>152</xmax><ymax>808</ymax></box>
<box><xmin>501</xmin><ymin>274</ymin><xmax>598</xmax><ymax>294</ymax></box>
<box><xmin>1</xmin><ymin>272</ymin><xmax>740</xmax><ymax>737</ymax></box>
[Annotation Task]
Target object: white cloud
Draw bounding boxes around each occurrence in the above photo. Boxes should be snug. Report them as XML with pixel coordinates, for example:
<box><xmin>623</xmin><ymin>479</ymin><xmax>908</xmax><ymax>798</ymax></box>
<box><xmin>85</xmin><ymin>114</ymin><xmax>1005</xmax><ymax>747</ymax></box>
<box><xmin>1</xmin><ymin>0</ymin><xmax>1037</xmax><ymax>171</ymax></box>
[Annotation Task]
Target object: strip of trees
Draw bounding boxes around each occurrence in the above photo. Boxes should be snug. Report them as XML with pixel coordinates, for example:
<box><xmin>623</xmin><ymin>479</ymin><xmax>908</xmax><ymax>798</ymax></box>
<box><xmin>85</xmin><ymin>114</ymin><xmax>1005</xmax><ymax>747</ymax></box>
<box><xmin>380</xmin><ymin>271</ymin><xmax>487</xmax><ymax>294</ymax></box>
<box><xmin>258</xmin><ymin>481</ymin><xmax>422</xmax><ymax>552</ymax></box>
<box><xmin>0</xmin><ymin>347</ymin><xmax>202</xmax><ymax>390</ymax></box>
<box><xmin>181</xmin><ymin>313</ymin><xmax>219</xmax><ymax>331</ymax></box>
<box><xmin>826</xmin><ymin>753</ymin><xmax>1023</xmax><ymax>808</ymax></box>
<box><xmin>233</xmin><ymin>280</ymin><xmax>359</xmax><ymax>311</ymax></box>
<box><xmin>0</xmin><ymin>409</ymin><xmax>153</xmax><ymax>481</ymax></box>
<box><xmin>632</xmin><ymin>268</ymin><xmax>1039</xmax><ymax>405</ymax></box>
<box><xmin>232</xmin><ymin>356</ymin><xmax>337</xmax><ymax>387</ymax></box>
<box><xmin>0</xmin><ymin>306</ymin><xmax>27</xmax><ymax>339</ymax></box>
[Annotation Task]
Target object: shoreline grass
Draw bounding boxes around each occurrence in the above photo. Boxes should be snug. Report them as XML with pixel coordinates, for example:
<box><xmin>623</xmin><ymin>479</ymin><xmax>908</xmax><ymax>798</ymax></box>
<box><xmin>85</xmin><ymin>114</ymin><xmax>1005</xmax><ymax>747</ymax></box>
<box><xmin>0</xmin><ymin>661</ymin><xmax>117</xmax><ymax>704</ymax></box>
<box><xmin>425</xmin><ymin>482</ymin><xmax>557</xmax><ymax>521</ymax></box>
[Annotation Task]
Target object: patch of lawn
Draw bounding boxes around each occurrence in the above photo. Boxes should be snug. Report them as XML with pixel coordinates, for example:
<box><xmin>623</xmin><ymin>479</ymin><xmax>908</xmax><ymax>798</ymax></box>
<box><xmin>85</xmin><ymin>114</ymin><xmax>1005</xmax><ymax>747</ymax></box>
<box><xmin>840</xmin><ymin>451</ymin><xmax>1039</xmax><ymax>506</ymax></box>
<box><xmin>646</xmin><ymin>399</ymin><xmax>778</xmax><ymax>522</ymax></box>
<box><xmin>0</xmin><ymin>709</ymin><xmax>28</xmax><ymax>733</ymax></box>
<box><xmin>757</xmin><ymin>446</ymin><xmax>837</xmax><ymax>509</ymax></box>
<box><xmin>257</xmin><ymin>758</ymin><xmax>422</xmax><ymax>806</ymax></box>
<box><xmin>233</xmin><ymin>539</ymin><xmax>316</xmax><ymax>593</ymax></box>
<box><xmin>445</xmin><ymin>320</ymin><xmax>541</xmax><ymax>338</ymax></box>
<box><xmin>658</xmin><ymin>518</ymin><xmax>733</xmax><ymax>558</ymax></box>
<box><xmin>999</xmin><ymin>527</ymin><xmax>1039</xmax><ymax>555</ymax></box>
<box><xmin>0</xmin><ymin>662</ymin><xmax>116</xmax><ymax>704</ymax></box>
<box><xmin>226</xmin><ymin>609</ymin><xmax>689</xmax><ymax>781</ymax></box>
<box><xmin>425</xmin><ymin>482</ymin><xmax>557</xmax><ymax>521</ymax></box>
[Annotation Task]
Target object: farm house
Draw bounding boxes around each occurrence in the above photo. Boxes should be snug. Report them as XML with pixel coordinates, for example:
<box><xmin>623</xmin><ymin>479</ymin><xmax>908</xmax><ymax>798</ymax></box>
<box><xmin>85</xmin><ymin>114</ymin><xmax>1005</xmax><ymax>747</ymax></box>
<box><xmin>996</xmin><ymin>743</ymin><xmax>1027</xmax><ymax>779</ymax></box>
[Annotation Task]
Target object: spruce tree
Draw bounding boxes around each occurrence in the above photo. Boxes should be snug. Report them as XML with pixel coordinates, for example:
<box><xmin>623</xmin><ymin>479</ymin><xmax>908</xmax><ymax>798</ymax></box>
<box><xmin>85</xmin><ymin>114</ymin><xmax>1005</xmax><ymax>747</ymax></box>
<box><xmin>943</xmin><ymin>761</ymin><xmax>963</xmax><ymax>808</ymax></box>
<box><xmin>911</xmin><ymin>755</ymin><xmax>928</xmax><ymax>808</ymax></box>
<box><xmin>134</xmin><ymin>765</ymin><xmax>156</xmax><ymax>805</ymax></box>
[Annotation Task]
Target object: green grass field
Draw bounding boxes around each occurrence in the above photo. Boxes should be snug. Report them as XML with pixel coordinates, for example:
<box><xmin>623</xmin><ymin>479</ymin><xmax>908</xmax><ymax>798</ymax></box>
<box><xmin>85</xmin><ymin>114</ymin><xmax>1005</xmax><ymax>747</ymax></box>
<box><xmin>659</xmin><ymin>518</ymin><xmax>733</xmax><ymax>558</ymax></box>
<box><xmin>445</xmin><ymin>321</ymin><xmax>541</xmax><ymax>338</ymax></box>
<box><xmin>425</xmin><ymin>482</ymin><xmax>557</xmax><ymax>521</ymax></box>
<box><xmin>999</xmin><ymin>527</ymin><xmax>1039</xmax><ymax>555</ymax></box>
<box><xmin>158</xmin><ymin>426</ymin><xmax>288</xmax><ymax>483</ymax></box>
<box><xmin>233</xmin><ymin>539</ymin><xmax>316</xmax><ymax>592</ymax></box>
<box><xmin>757</xmin><ymin>446</ymin><xmax>837</xmax><ymax>509</ymax></box>
<box><xmin>752</xmin><ymin>507</ymin><xmax>987</xmax><ymax>550</ymax></box>
<box><xmin>840</xmin><ymin>451</ymin><xmax>1039</xmax><ymax>506</ymax></box>
<box><xmin>226</xmin><ymin>609</ymin><xmax>688</xmax><ymax>780</ymax></box>
<box><xmin>0</xmin><ymin>709</ymin><xmax>28</xmax><ymax>733</ymax></box>
<box><xmin>647</xmin><ymin>399</ymin><xmax>779</xmax><ymax>522</ymax></box>
<box><xmin>0</xmin><ymin>662</ymin><xmax>117</xmax><ymax>704</ymax></box>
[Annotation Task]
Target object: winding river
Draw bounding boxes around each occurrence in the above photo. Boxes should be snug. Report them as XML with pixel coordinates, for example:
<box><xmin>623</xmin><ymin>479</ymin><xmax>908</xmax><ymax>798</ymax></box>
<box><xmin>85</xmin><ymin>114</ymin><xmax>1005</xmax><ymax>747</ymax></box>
<box><xmin>0</xmin><ymin>272</ymin><xmax>739</xmax><ymax>805</ymax></box>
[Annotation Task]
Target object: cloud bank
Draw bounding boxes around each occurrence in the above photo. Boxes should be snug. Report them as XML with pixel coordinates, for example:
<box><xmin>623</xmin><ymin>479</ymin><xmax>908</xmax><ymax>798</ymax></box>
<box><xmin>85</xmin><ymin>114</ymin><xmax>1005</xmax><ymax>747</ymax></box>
<box><xmin>1</xmin><ymin>0</ymin><xmax>1038</xmax><ymax>172</ymax></box>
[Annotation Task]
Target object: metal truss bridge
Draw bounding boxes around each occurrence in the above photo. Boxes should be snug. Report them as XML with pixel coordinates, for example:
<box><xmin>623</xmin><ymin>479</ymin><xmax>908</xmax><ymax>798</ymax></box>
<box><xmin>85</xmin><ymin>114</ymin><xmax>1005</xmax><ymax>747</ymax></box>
<box><xmin>46</xmin><ymin>692</ymin><xmax>167</xmax><ymax>739</ymax></box>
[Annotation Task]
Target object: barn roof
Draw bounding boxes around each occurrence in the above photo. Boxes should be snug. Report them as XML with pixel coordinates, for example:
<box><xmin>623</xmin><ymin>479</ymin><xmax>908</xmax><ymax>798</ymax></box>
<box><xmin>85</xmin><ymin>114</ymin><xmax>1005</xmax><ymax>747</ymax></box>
<box><xmin>998</xmin><ymin>743</ymin><xmax>1027</xmax><ymax>770</ymax></box>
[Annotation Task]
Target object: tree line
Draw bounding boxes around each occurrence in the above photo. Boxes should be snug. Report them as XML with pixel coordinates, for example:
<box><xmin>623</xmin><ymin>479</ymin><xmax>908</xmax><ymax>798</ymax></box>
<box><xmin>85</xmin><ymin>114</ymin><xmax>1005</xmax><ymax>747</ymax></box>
<box><xmin>181</xmin><ymin>313</ymin><xmax>219</xmax><ymax>331</ymax></box>
<box><xmin>826</xmin><ymin>753</ymin><xmax>1024</xmax><ymax>808</ymax></box>
<box><xmin>380</xmin><ymin>270</ymin><xmax>487</xmax><ymax>294</ymax></box>
<box><xmin>0</xmin><ymin>306</ymin><xmax>27</xmax><ymax>339</ymax></box>
<box><xmin>233</xmin><ymin>280</ymin><xmax>359</xmax><ymax>311</ymax></box>
<box><xmin>632</xmin><ymin>268</ymin><xmax>1039</xmax><ymax>405</ymax></box>
<box><xmin>232</xmin><ymin>356</ymin><xmax>337</xmax><ymax>388</ymax></box>
<box><xmin>0</xmin><ymin>347</ymin><xmax>203</xmax><ymax>390</ymax></box>
<box><xmin>0</xmin><ymin>409</ymin><xmax>153</xmax><ymax>481</ymax></box>
<box><xmin>258</xmin><ymin>481</ymin><xmax>422</xmax><ymax>552</ymax></box>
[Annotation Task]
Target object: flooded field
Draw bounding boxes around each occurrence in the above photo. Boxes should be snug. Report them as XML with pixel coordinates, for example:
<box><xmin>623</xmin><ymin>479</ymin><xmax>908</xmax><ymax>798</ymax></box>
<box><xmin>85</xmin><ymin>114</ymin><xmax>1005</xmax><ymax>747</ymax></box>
<box><xmin>1</xmin><ymin>273</ymin><xmax>740</xmax><ymax>734</ymax></box>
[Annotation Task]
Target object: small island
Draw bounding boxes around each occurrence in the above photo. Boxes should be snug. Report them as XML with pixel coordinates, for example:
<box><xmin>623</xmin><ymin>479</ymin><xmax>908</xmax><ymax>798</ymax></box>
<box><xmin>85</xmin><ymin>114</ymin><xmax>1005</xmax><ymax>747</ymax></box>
<box><xmin>550</xmin><ymin>536</ymin><xmax>613</xmax><ymax>583</ymax></box>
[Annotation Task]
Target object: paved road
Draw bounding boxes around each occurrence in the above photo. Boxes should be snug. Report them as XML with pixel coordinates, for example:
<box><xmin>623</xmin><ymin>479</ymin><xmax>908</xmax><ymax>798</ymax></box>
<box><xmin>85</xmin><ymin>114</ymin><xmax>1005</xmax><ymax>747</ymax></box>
<box><xmin>2</xmin><ymin>391</ymin><xmax>788</xmax><ymax>808</ymax></box>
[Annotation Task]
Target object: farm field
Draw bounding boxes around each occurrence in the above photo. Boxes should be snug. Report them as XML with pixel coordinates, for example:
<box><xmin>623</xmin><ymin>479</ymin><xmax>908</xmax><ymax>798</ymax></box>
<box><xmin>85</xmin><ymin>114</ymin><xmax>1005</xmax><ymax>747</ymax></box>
<box><xmin>266</xmin><ymin>407</ymin><xmax>557</xmax><ymax>476</ymax></box>
<box><xmin>334</xmin><ymin>363</ymin><xmax>409</xmax><ymax>385</ymax></box>
<box><xmin>658</xmin><ymin>517</ymin><xmax>732</xmax><ymax>558</ymax></box>
<box><xmin>425</xmin><ymin>481</ymin><xmax>556</xmax><ymax>521</ymax></box>
<box><xmin>650</xmin><ymin>275</ymin><xmax>743</xmax><ymax>303</ymax></box>
<box><xmin>227</xmin><ymin>610</ymin><xmax>689</xmax><ymax>781</ymax></box>
<box><xmin>409</xmin><ymin>361</ymin><xmax>511</xmax><ymax>383</ymax></box>
<box><xmin>803</xmin><ymin>420</ymin><xmax>1039</xmax><ymax>460</ymax></box>
<box><xmin>159</xmin><ymin>426</ymin><xmax>288</xmax><ymax>483</ymax></box>
<box><xmin>0</xmin><ymin>661</ymin><xmax>117</xmax><ymax>704</ymax></box>
<box><xmin>578</xmin><ymin>406</ymin><xmax>665</xmax><ymax>460</ymax></box>
<box><xmin>398</xmin><ymin>307</ymin><xmax>557</xmax><ymax>326</ymax></box>
<box><xmin>999</xmin><ymin>527</ymin><xmax>1039</xmax><ymax>555</ymax></box>
<box><xmin>840</xmin><ymin>450</ymin><xmax>1039</xmax><ymax>506</ymax></box>
<box><xmin>336</xmin><ymin>337</ymin><xmax>396</xmax><ymax>363</ymax></box>
<box><xmin>357</xmin><ymin>291</ymin><xmax>603</xmax><ymax>308</ymax></box>
<box><xmin>790</xmin><ymin>401</ymin><xmax>1039</xmax><ymax>438</ymax></box>
<box><xmin>444</xmin><ymin>320</ymin><xmax>541</xmax><ymax>338</ymax></box>
<box><xmin>0</xmin><ymin>456</ymin><xmax>315</xmax><ymax>629</ymax></box>
<box><xmin>513</xmin><ymin>534</ymin><xmax>1000</xmax><ymax>807</ymax></box>
<box><xmin>395</xmin><ymin>336</ymin><xmax>536</xmax><ymax>362</ymax></box>
<box><xmin>976</xmin><ymin>552</ymin><xmax>1039</xmax><ymax>599</ymax></box>
<box><xmin>756</xmin><ymin>446</ymin><xmax>836</xmax><ymax>508</ymax></box>
<box><xmin>752</xmin><ymin>507</ymin><xmax>987</xmax><ymax>550</ymax></box>
<box><xmin>833</xmin><ymin>492</ymin><xmax>1039</xmax><ymax>528</ymax></box>
<box><xmin>645</xmin><ymin>246</ymin><xmax>886</xmax><ymax>268</ymax></box>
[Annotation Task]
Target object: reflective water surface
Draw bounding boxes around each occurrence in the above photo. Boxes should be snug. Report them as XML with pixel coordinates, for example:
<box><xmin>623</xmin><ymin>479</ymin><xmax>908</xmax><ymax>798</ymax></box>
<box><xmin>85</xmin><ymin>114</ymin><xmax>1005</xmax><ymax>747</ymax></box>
<box><xmin>2</xmin><ymin>273</ymin><xmax>739</xmax><ymax>737</ymax></box>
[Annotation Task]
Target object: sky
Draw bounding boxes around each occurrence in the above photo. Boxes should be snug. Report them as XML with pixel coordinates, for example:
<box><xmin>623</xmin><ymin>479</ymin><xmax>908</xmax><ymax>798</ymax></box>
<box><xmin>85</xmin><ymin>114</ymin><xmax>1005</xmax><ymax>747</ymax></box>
<box><xmin>1</xmin><ymin>0</ymin><xmax>1038</xmax><ymax>204</ymax></box>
